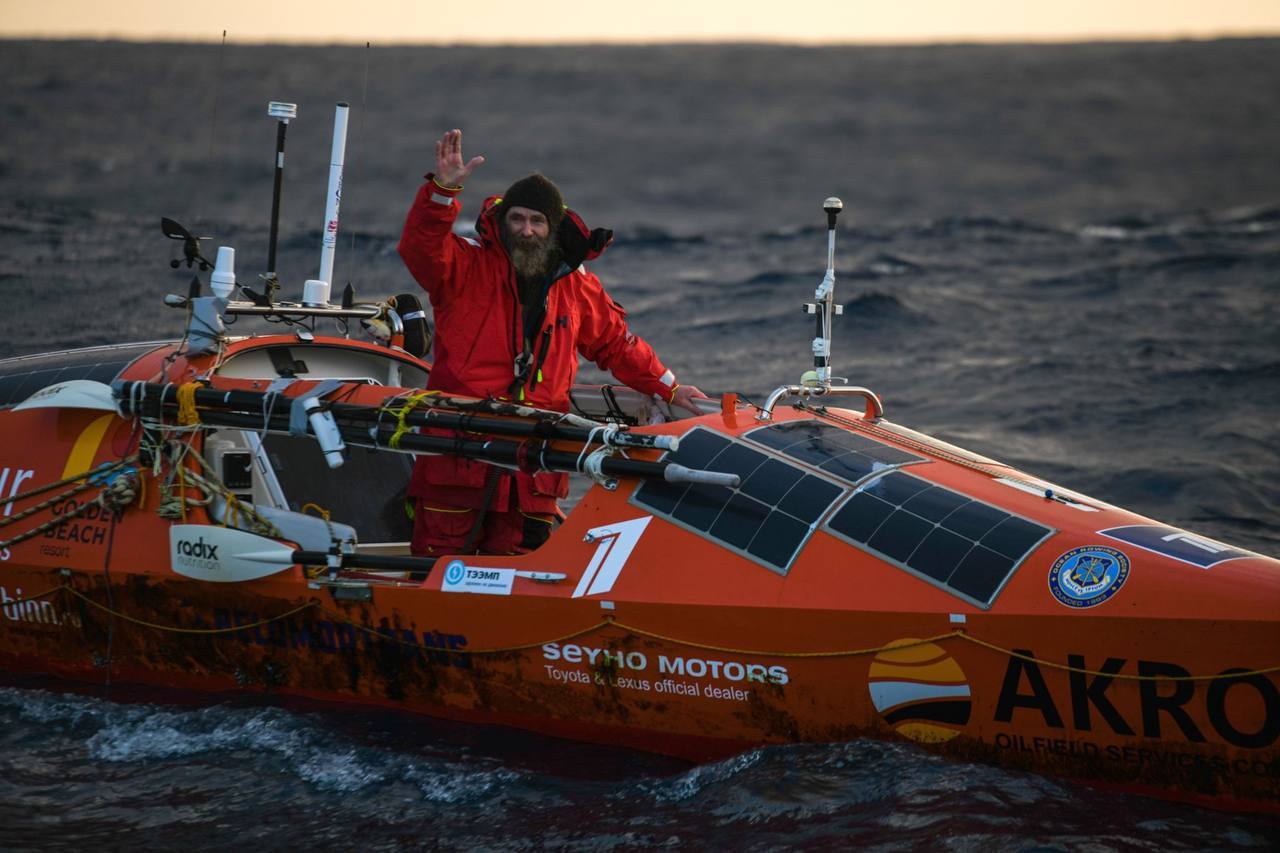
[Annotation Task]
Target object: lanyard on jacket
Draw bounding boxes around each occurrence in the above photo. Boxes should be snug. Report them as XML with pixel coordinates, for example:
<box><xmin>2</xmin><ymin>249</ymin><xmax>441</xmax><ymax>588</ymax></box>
<box><xmin>510</xmin><ymin>261</ymin><xmax>572</xmax><ymax>399</ymax></box>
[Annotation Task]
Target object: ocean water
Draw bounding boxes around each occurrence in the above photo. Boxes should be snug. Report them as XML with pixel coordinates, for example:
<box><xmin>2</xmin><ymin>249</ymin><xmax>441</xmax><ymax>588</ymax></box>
<box><xmin>0</xmin><ymin>38</ymin><xmax>1278</xmax><ymax>848</ymax></box>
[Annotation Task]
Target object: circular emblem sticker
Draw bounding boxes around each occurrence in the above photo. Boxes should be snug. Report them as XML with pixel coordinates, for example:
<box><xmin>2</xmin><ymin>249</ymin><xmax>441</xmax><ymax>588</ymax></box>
<box><xmin>444</xmin><ymin>560</ymin><xmax>466</xmax><ymax>585</ymax></box>
<box><xmin>1048</xmin><ymin>546</ymin><xmax>1130</xmax><ymax>608</ymax></box>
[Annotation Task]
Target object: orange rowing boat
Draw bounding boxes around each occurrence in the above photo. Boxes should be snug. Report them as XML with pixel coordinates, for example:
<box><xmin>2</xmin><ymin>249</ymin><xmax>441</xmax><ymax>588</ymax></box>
<box><xmin>0</xmin><ymin>326</ymin><xmax>1274</xmax><ymax>813</ymax></box>
<box><xmin>0</xmin><ymin>111</ymin><xmax>1274</xmax><ymax>814</ymax></box>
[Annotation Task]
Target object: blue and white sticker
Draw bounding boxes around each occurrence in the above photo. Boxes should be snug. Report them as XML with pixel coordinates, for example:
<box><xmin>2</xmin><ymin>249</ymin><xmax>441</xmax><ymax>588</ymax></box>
<box><xmin>441</xmin><ymin>560</ymin><xmax>515</xmax><ymax>596</ymax></box>
<box><xmin>1048</xmin><ymin>546</ymin><xmax>1130</xmax><ymax>608</ymax></box>
<box><xmin>1098</xmin><ymin>525</ymin><xmax>1251</xmax><ymax>569</ymax></box>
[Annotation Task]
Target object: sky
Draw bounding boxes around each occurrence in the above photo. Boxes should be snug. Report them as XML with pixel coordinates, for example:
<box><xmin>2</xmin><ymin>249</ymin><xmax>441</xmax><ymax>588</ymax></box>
<box><xmin>3</xmin><ymin>0</ymin><xmax>1279</xmax><ymax>44</ymax></box>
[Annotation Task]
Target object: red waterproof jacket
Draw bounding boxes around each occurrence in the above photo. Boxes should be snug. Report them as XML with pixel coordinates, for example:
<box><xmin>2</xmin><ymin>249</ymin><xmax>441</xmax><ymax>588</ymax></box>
<box><xmin>398</xmin><ymin>178</ymin><xmax>677</xmax><ymax>512</ymax></box>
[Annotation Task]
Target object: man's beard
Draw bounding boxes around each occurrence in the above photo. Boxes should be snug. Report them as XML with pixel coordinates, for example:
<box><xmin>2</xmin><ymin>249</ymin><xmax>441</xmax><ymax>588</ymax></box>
<box><xmin>502</xmin><ymin>228</ymin><xmax>558</xmax><ymax>282</ymax></box>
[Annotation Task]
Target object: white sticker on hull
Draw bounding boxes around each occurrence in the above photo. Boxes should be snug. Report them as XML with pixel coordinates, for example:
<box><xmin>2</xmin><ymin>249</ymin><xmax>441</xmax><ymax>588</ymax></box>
<box><xmin>169</xmin><ymin>524</ymin><xmax>293</xmax><ymax>582</ymax></box>
<box><xmin>441</xmin><ymin>560</ymin><xmax>515</xmax><ymax>595</ymax></box>
<box><xmin>573</xmin><ymin>516</ymin><xmax>652</xmax><ymax>598</ymax></box>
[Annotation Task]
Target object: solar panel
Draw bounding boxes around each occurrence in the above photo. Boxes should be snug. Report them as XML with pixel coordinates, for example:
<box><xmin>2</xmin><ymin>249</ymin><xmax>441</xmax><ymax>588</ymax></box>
<box><xmin>745</xmin><ymin>420</ymin><xmax>924</xmax><ymax>487</ymax></box>
<box><xmin>0</xmin><ymin>342</ymin><xmax>164</xmax><ymax>408</ymax></box>
<box><xmin>826</xmin><ymin>471</ymin><xmax>1053</xmax><ymax>607</ymax></box>
<box><xmin>632</xmin><ymin>427</ymin><xmax>846</xmax><ymax>574</ymax></box>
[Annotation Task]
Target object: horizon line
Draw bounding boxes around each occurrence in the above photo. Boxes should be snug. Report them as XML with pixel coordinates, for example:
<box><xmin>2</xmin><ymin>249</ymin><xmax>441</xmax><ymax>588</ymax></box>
<box><xmin>3</xmin><ymin>30</ymin><xmax>1278</xmax><ymax>48</ymax></box>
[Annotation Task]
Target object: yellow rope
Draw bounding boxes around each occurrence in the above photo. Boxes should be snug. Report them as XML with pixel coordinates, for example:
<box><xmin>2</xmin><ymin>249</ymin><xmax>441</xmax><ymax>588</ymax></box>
<box><xmin>27</xmin><ymin>584</ymin><xmax>1279</xmax><ymax>684</ymax></box>
<box><xmin>183</xmin><ymin>455</ymin><xmax>277</xmax><ymax>538</ymax></box>
<box><xmin>176</xmin><ymin>382</ymin><xmax>202</xmax><ymax>426</ymax></box>
<box><xmin>0</xmin><ymin>585</ymin><xmax>64</xmax><ymax>606</ymax></box>
<box><xmin>318</xmin><ymin>607</ymin><xmax>612</xmax><ymax>654</ymax></box>
<box><xmin>611</xmin><ymin>620</ymin><xmax>964</xmax><ymax>660</ymax></box>
<box><xmin>301</xmin><ymin>501</ymin><xmax>334</xmax><ymax>535</ymax></box>
<box><xmin>607</xmin><ymin>620</ymin><xmax>1280</xmax><ymax>682</ymax></box>
<box><xmin>136</xmin><ymin>466</ymin><xmax>148</xmax><ymax>511</ymax></box>
<box><xmin>300</xmin><ymin>504</ymin><xmax>336</xmax><ymax>574</ymax></box>
<box><xmin>176</xmin><ymin>465</ymin><xmax>186</xmax><ymax>522</ymax></box>
<box><xmin>221</xmin><ymin>493</ymin><xmax>240</xmax><ymax>529</ymax></box>
<box><xmin>60</xmin><ymin>585</ymin><xmax>318</xmax><ymax>634</ymax></box>
<box><xmin>952</xmin><ymin>631</ymin><xmax>1280</xmax><ymax>682</ymax></box>
<box><xmin>381</xmin><ymin>390</ymin><xmax>438</xmax><ymax>449</ymax></box>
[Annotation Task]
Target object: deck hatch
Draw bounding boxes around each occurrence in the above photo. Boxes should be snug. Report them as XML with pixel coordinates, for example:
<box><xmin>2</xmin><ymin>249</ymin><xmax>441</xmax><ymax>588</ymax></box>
<box><xmin>826</xmin><ymin>471</ymin><xmax>1053</xmax><ymax>608</ymax></box>
<box><xmin>631</xmin><ymin>426</ymin><xmax>845</xmax><ymax>575</ymax></box>
<box><xmin>744</xmin><ymin>419</ymin><xmax>925</xmax><ymax>487</ymax></box>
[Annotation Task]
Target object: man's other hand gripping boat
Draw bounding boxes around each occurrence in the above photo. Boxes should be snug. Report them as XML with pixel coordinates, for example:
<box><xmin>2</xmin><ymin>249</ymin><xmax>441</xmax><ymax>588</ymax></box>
<box><xmin>0</xmin><ymin>110</ymin><xmax>1276</xmax><ymax>815</ymax></box>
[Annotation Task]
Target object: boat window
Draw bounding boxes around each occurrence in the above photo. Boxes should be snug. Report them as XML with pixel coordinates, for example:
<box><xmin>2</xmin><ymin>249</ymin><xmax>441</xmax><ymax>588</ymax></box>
<box><xmin>825</xmin><ymin>471</ymin><xmax>1053</xmax><ymax>608</ymax></box>
<box><xmin>260</xmin><ymin>434</ymin><xmax>414</xmax><ymax>543</ymax></box>
<box><xmin>0</xmin><ymin>342</ymin><xmax>164</xmax><ymax>408</ymax></box>
<box><xmin>631</xmin><ymin>427</ymin><xmax>845</xmax><ymax>575</ymax></box>
<box><xmin>745</xmin><ymin>420</ymin><xmax>924</xmax><ymax>486</ymax></box>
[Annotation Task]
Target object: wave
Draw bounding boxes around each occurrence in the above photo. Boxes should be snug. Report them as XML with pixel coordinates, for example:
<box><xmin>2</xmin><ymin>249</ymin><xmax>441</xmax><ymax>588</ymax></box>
<box><xmin>0</xmin><ymin>687</ymin><xmax>521</xmax><ymax>802</ymax></box>
<box><xmin>843</xmin><ymin>292</ymin><xmax>931</xmax><ymax>326</ymax></box>
<box><xmin>615</xmin><ymin>740</ymin><xmax>1279</xmax><ymax>849</ymax></box>
<box><xmin>1026</xmin><ymin>249</ymin><xmax>1272</xmax><ymax>292</ymax></box>
<box><xmin>1079</xmin><ymin>206</ymin><xmax>1280</xmax><ymax>241</ymax></box>
<box><xmin>610</xmin><ymin>226</ymin><xmax>710</xmax><ymax>248</ymax></box>
<box><xmin>1161</xmin><ymin>360</ymin><xmax>1280</xmax><ymax>385</ymax></box>
<box><xmin>909</xmin><ymin>215</ymin><xmax>1064</xmax><ymax>240</ymax></box>
<box><xmin>1</xmin><ymin>689</ymin><xmax>1276</xmax><ymax>849</ymax></box>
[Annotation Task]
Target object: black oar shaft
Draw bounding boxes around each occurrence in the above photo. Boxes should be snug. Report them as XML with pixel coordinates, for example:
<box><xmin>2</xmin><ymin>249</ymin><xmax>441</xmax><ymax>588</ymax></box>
<box><xmin>292</xmin><ymin>550</ymin><xmax>431</xmax><ymax>571</ymax></box>
<box><xmin>126</xmin><ymin>383</ymin><xmax>666</xmax><ymax>449</ymax></box>
<box><xmin>114</xmin><ymin>381</ymin><xmax>733</xmax><ymax>487</ymax></box>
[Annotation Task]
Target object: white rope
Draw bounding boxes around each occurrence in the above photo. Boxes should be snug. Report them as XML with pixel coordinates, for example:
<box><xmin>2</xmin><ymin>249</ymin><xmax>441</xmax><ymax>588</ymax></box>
<box><xmin>582</xmin><ymin>448</ymin><xmax>615</xmax><ymax>487</ymax></box>
<box><xmin>575</xmin><ymin>425</ymin><xmax>604</xmax><ymax>472</ymax></box>
<box><xmin>571</xmin><ymin>424</ymin><xmax>622</xmax><ymax>487</ymax></box>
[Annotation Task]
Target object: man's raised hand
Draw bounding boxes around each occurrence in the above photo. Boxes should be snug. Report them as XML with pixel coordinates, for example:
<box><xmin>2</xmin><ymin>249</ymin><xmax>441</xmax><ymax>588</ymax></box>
<box><xmin>434</xmin><ymin>129</ymin><xmax>485</xmax><ymax>188</ymax></box>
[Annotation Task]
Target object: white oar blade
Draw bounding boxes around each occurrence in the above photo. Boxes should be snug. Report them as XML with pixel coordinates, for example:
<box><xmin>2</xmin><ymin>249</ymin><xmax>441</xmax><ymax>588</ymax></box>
<box><xmin>170</xmin><ymin>525</ymin><xmax>296</xmax><ymax>582</ymax></box>
<box><xmin>12</xmin><ymin>380</ymin><xmax>118</xmax><ymax>413</ymax></box>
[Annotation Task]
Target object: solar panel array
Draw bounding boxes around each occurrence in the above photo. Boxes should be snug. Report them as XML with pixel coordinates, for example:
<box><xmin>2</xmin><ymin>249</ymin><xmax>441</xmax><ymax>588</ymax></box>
<box><xmin>826</xmin><ymin>471</ymin><xmax>1053</xmax><ymax>606</ymax></box>
<box><xmin>0</xmin><ymin>343</ymin><xmax>163</xmax><ymax>408</ymax></box>
<box><xmin>631</xmin><ymin>419</ymin><xmax>1054</xmax><ymax>604</ymax></box>
<box><xmin>745</xmin><ymin>420</ymin><xmax>923</xmax><ymax>484</ymax></box>
<box><xmin>632</xmin><ymin>422</ymin><xmax>924</xmax><ymax>575</ymax></box>
<box><xmin>632</xmin><ymin>428</ymin><xmax>846</xmax><ymax>573</ymax></box>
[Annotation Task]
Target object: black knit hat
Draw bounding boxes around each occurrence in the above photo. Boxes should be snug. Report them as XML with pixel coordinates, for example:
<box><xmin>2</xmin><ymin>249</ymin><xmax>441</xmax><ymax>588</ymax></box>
<box><xmin>501</xmin><ymin>173</ymin><xmax>565</xmax><ymax>229</ymax></box>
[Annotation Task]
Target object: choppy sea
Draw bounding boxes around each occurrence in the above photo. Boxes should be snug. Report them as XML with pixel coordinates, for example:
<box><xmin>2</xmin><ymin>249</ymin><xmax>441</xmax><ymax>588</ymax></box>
<box><xmin>0</xmin><ymin>38</ymin><xmax>1277</xmax><ymax>849</ymax></box>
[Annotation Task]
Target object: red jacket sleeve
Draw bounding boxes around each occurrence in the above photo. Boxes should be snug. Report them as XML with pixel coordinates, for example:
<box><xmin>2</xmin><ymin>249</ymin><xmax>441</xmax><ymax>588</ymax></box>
<box><xmin>574</xmin><ymin>270</ymin><xmax>677</xmax><ymax>400</ymax></box>
<box><xmin>397</xmin><ymin>179</ymin><xmax>478</xmax><ymax>308</ymax></box>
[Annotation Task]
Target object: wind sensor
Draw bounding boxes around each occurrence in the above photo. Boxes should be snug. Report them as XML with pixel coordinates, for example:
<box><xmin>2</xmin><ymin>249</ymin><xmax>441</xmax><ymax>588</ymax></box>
<box><xmin>756</xmin><ymin>197</ymin><xmax>883</xmax><ymax>421</ymax></box>
<box><xmin>805</xmin><ymin>196</ymin><xmax>845</xmax><ymax>387</ymax></box>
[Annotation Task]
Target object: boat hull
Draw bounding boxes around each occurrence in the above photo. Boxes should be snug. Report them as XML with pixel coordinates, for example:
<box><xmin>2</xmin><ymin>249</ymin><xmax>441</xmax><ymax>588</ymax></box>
<box><xmin>0</xmin><ymin>341</ymin><xmax>1276</xmax><ymax>813</ymax></box>
<box><xmin>2</xmin><ymin>563</ymin><xmax>1276</xmax><ymax>813</ymax></box>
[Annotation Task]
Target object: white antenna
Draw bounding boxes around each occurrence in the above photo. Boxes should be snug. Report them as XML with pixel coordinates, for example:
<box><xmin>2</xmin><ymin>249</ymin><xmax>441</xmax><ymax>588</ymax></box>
<box><xmin>756</xmin><ymin>196</ymin><xmax>883</xmax><ymax>422</ymax></box>
<box><xmin>804</xmin><ymin>197</ymin><xmax>844</xmax><ymax>386</ymax></box>
<box><xmin>265</xmin><ymin>100</ymin><xmax>297</xmax><ymax>297</ymax></box>
<box><xmin>316</xmin><ymin>102</ymin><xmax>350</xmax><ymax>297</ymax></box>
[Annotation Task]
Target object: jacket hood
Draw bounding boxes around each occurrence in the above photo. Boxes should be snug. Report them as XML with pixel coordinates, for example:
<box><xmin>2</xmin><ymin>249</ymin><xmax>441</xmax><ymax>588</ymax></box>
<box><xmin>476</xmin><ymin>195</ymin><xmax>614</xmax><ymax>269</ymax></box>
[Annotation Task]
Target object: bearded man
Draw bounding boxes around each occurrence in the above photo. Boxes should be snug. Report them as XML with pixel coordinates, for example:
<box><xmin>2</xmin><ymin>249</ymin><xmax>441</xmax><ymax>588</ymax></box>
<box><xmin>398</xmin><ymin>128</ymin><xmax>708</xmax><ymax>558</ymax></box>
